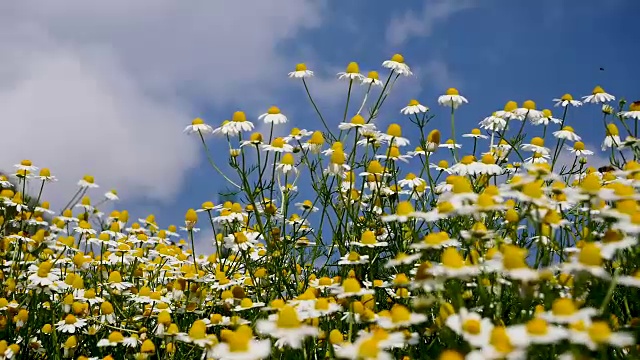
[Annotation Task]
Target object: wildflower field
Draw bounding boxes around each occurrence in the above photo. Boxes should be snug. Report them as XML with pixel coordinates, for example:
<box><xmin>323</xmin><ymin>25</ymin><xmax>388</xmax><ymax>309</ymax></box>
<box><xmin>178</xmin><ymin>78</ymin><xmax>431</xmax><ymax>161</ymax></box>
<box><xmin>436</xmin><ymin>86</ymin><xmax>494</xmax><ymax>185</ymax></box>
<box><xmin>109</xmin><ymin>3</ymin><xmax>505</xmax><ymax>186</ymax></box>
<box><xmin>3</xmin><ymin>54</ymin><xmax>640</xmax><ymax>360</ymax></box>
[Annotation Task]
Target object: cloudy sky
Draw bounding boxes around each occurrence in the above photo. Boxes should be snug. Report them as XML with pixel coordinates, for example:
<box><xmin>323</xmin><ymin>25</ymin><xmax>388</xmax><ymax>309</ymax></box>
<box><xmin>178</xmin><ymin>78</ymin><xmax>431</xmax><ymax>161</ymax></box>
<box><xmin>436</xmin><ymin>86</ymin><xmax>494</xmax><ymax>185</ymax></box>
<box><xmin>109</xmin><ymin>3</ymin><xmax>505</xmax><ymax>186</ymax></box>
<box><xmin>2</xmin><ymin>0</ymin><xmax>638</xmax><ymax>252</ymax></box>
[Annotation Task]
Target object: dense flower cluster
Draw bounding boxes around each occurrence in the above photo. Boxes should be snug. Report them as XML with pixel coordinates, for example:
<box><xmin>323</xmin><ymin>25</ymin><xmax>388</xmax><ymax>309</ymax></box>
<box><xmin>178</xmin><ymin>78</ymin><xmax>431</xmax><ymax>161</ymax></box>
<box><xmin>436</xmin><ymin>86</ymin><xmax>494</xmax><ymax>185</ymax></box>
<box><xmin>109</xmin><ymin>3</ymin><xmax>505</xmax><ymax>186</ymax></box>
<box><xmin>2</xmin><ymin>54</ymin><xmax>640</xmax><ymax>359</ymax></box>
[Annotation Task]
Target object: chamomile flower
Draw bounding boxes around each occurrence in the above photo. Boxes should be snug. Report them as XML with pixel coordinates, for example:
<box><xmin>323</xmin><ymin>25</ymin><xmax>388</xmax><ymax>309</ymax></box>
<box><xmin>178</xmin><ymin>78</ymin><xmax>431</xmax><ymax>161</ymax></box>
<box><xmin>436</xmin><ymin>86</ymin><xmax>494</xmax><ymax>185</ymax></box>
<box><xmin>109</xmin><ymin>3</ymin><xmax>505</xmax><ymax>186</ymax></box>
<box><xmin>377</xmin><ymin>304</ymin><xmax>427</xmax><ymax>329</ymax></box>
<box><xmin>570</xmin><ymin>321</ymin><xmax>634</xmax><ymax>350</ymax></box>
<box><xmin>462</xmin><ymin>128</ymin><xmax>488</xmax><ymax>139</ymax></box>
<box><xmin>228</xmin><ymin>111</ymin><xmax>255</xmax><ymax>134</ymax></box>
<box><xmin>261</xmin><ymin>137</ymin><xmax>294</xmax><ymax>153</ymax></box>
<box><xmin>383</xmin><ymin>124</ymin><xmax>410</xmax><ymax>147</ymax></box>
<box><xmin>337</xmin><ymin>62</ymin><xmax>365</xmax><ymax>82</ymax></box>
<box><xmin>537</xmin><ymin>298</ymin><xmax>597</xmax><ymax>324</ymax></box>
<box><xmin>553</xmin><ymin>93</ymin><xmax>582</xmax><ymax>107</ymax></box>
<box><xmin>618</xmin><ymin>100</ymin><xmax>640</xmax><ymax>120</ymax></box>
<box><xmin>339</xmin><ymin>114</ymin><xmax>376</xmax><ymax>131</ymax></box>
<box><xmin>288</xmin><ymin>63</ymin><xmax>313</xmax><ymax>78</ymax></box>
<box><xmin>438</xmin><ymin>88</ymin><xmax>468</xmax><ymax>109</ymax></box>
<box><xmin>362</xmin><ymin>71</ymin><xmax>383</xmax><ymax>86</ymax></box>
<box><xmin>351</xmin><ymin>230</ymin><xmax>388</xmax><ymax>248</ymax></box>
<box><xmin>401</xmin><ymin>99</ymin><xmax>429</xmax><ymax>115</ymax></box>
<box><xmin>479</xmin><ymin>113</ymin><xmax>507</xmax><ymax>132</ymax></box>
<box><xmin>256</xmin><ymin>306</ymin><xmax>318</xmax><ymax>349</ymax></box>
<box><xmin>553</xmin><ymin>126</ymin><xmax>581</xmax><ymax>141</ymax></box>
<box><xmin>382</xmin><ymin>53</ymin><xmax>412</xmax><ymax>76</ymax></box>
<box><xmin>78</xmin><ymin>175</ymin><xmax>99</xmax><ymax>188</ymax></box>
<box><xmin>258</xmin><ymin>106</ymin><xmax>288</xmax><ymax>125</ymax></box>
<box><xmin>283</xmin><ymin>127</ymin><xmax>313</xmax><ymax>142</ymax></box>
<box><xmin>184</xmin><ymin>117</ymin><xmax>213</xmax><ymax>134</ymax></box>
<box><xmin>566</xmin><ymin>141</ymin><xmax>593</xmax><ymax>156</ymax></box>
<box><xmin>332</xmin><ymin>278</ymin><xmax>375</xmax><ymax>298</ymax></box>
<box><xmin>507</xmin><ymin>318</ymin><xmax>568</xmax><ymax>347</ymax></box>
<box><xmin>582</xmin><ymin>85</ymin><xmax>615</xmax><ymax>104</ymax></box>
<box><xmin>602</xmin><ymin>123</ymin><xmax>621</xmax><ymax>150</ymax></box>
<box><xmin>446</xmin><ymin>308</ymin><xmax>494</xmax><ymax>348</ymax></box>
<box><xmin>210</xmin><ymin>325</ymin><xmax>271</xmax><ymax>360</ymax></box>
<box><xmin>531</xmin><ymin>109</ymin><xmax>562</xmax><ymax>126</ymax></box>
<box><xmin>56</xmin><ymin>314</ymin><xmax>87</xmax><ymax>334</ymax></box>
<box><xmin>276</xmin><ymin>153</ymin><xmax>297</xmax><ymax>175</ymax></box>
<box><xmin>514</xmin><ymin>100</ymin><xmax>544</xmax><ymax>122</ymax></box>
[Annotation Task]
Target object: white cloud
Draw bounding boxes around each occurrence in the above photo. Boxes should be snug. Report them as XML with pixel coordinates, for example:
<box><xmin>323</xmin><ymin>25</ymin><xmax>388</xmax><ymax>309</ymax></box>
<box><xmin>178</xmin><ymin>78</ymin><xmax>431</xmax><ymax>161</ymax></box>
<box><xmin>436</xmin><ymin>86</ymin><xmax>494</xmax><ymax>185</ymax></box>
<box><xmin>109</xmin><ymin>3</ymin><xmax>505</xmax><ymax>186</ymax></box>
<box><xmin>0</xmin><ymin>1</ymin><xmax>326</xmax><ymax>209</ymax></box>
<box><xmin>385</xmin><ymin>0</ymin><xmax>476</xmax><ymax>47</ymax></box>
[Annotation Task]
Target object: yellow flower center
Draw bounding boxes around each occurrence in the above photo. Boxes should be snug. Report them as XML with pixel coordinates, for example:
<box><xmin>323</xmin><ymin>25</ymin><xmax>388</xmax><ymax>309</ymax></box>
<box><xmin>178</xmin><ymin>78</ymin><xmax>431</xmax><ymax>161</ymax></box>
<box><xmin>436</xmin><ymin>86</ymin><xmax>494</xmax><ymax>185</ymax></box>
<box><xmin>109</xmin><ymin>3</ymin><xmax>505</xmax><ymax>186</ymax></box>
<box><xmin>445</xmin><ymin>88</ymin><xmax>459</xmax><ymax>96</ymax></box>
<box><xmin>360</xmin><ymin>230</ymin><xmax>377</xmax><ymax>245</ymax></box>
<box><xmin>523</xmin><ymin>100</ymin><xmax>536</xmax><ymax>110</ymax></box>
<box><xmin>441</xmin><ymin>248</ymin><xmax>465</xmax><ymax>269</ymax></box>
<box><xmin>531</xmin><ymin>137</ymin><xmax>545</xmax><ymax>147</ymax></box>
<box><xmin>108</xmin><ymin>331</ymin><xmax>124</xmax><ymax>343</ymax></box>
<box><xmin>346</xmin><ymin>62</ymin><xmax>360</xmax><ymax>74</ymax></box>
<box><xmin>428</xmin><ymin>129</ymin><xmax>441</xmax><ymax>144</ymax></box>
<box><xmin>522</xmin><ymin>181</ymin><xmax>544</xmax><ymax>198</ymax></box>
<box><xmin>188</xmin><ymin>320</ymin><xmax>207</xmax><ymax>339</ymax></box>
<box><xmin>592</xmin><ymin>86</ymin><xmax>605</xmax><ymax>94</ymax></box>
<box><xmin>308</xmin><ymin>131</ymin><xmax>324</xmax><ymax>145</ymax></box>
<box><xmin>228</xmin><ymin>328</ymin><xmax>251</xmax><ymax>352</ymax></box>
<box><xmin>387</xmin><ymin>123</ymin><xmax>402</xmax><ymax>138</ymax></box>
<box><xmin>462</xmin><ymin>319</ymin><xmax>481</xmax><ymax>334</ymax></box>
<box><xmin>408</xmin><ymin>99</ymin><xmax>420</xmax><ymax>106</ymax></box>
<box><xmin>342</xmin><ymin>278</ymin><xmax>362</xmax><ymax>293</ymax></box>
<box><xmin>477</xmin><ymin>193</ymin><xmax>495</xmax><ymax>208</ymax></box>
<box><xmin>502</xmin><ymin>245</ymin><xmax>527</xmax><ymax>270</ymax></box>
<box><xmin>551</xmin><ymin>298</ymin><xmax>576</xmax><ymax>316</ymax></box>
<box><xmin>240</xmin><ymin>298</ymin><xmax>253</xmax><ymax>308</ymax></box>
<box><xmin>561</xmin><ymin>93</ymin><xmax>573</xmax><ymax>101</ymax></box>
<box><xmin>390</xmin><ymin>305</ymin><xmax>411</xmax><ymax>323</ymax></box>
<box><xmin>437</xmin><ymin>160</ymin><xmax>449</xmax><ymax>168</ymax></box>
<box><xmin>367</xmin><ymin>71</ymin><xmax>379</xmax><ymax>80</ymax></box>
<box><xmin>390</xmin><ymin>54</ymin><xmax>405</xmax><ymax>63</ymax></box>
<box><xmin>490</xmin><ymin>326</ymin><xmax>513</xmax><ymax>353</ymax></box>
<box><xmin>481</xmin><ymin>153</ymin><xmax>496</xmax><ymax>165</ymax></box>
<box><xmin>108</xmin><ymin>271</ymin><xmax>122</xmax><ymax>283</ymax></box>
<box><xmin>578</xmin><ymin>243</ymin><xmax>603</xmax><ymax>266</ymax></box>
<box><xmin>629</xmin><ymin>101</ymin><xmax>640</xmax><ymax>112</ymax></box>
<box><xmin>573</xmin><ymin>141</ymin><xmax>585</xmax><ymax>151</ymax></box>
<box><xmin>606</xmin><ymin>123</ymin><xmax>619</xmax><ymax>136</ymax></box>
<box><xmin>350</xmin><ymin>114</ymin><xmax>366</xmax><ymax>125</ymax></box>
<box><xmin>526</xmin><ymin>318</ymin><xmax>548</xmax><ymax>335</ymax></box>
<box><xmin>64</xmin><ymin>314</ymin><xmax>77</xmax><ymax>324</ymax></box>
<box><xmin>396</xmin><ymin>201</ymin><xmax>415</xmax><ymax>216</ymax></box>
<box><xmin>542</xmin><ymin>109</ymin><xmax>552</xmax><ymax>117</ymax></box>
<box><xmin>588</xmin><ymin>321</ymin><xmax>611</xmax><ymax>343</ymax></box>
<box><xmin>271</xmin><ymin>137</ymin><xmax>286</xmax><ymax>148</ymax></box>
<box><xmin>295</xmin><ymin>63</ymin><xmax>307</xmax><ymax>71</ymax></box>
<box><xmin>276</xmin><ymin>306</ymin><xmax>301</xmax><ymax>328</ymax></box>
<box><xmin>439</xmin><ymin>350</ymin><xmax>465</xmax><ymax>360</ymax></box>
<box><xmin>357</xmin><ymin>338</ymin><xmax>380</xmax><ymax>358</ymax></box>
<box><xmin>438</xmin><ymin>201</ymin><xmax>455</xmax><ymax>213</ymax></box>
<box><xmin>267</xmin><ymin>106</ymin><xmax>281</xmax><ymax>115</ymax></box>
<box><xmin>281</xmin><ymin>153</ymin><xmax>295</xmax><ymax>166</ymax></box>
<box><xmin>232</xmin><ymin>111</ymin><xmax>247</xmax><ymax>122</ymax></box>
<box><xmin>504</xmin><ymin>101</ymin><xmax>518</xmax><ymax>112</ymax></box>
<box><xmin>315</xmin><ymin>298</ymin><xmax>330</xmax><ymax>311</ymax></box>
<box><xmin>471</xmin><ymin>128</ymin><xmax>481</xmax><ymax>135</ymax></box>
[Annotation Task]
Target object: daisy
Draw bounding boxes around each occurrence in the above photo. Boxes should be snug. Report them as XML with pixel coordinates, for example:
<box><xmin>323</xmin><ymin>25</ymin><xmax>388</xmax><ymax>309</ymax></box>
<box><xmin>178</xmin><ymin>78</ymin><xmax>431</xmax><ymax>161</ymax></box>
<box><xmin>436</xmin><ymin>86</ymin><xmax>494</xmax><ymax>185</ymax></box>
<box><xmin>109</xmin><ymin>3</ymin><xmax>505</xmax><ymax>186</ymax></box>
<box><xmin>337</xmin><ymin>62</ymin><xmax>365</xmax><ymax>82</ymax></box>
<box><xmin>288</xmin><ymin>63</ymin><xmax>313</xmax><ymax>78</ymax></box>
<box><xmin>531</xmin><ymin>109</ymin><xmax>562</xmax><ymax>126</ymax></box>
<box><xmin>479</xmin><ymin>113</ymin><xmax>507</xmax><ymax>132</ymax></box>
<box><xmin>397</xmin><ymin>173</ymin><xmax>426</xmax><ymax>189</ymax></box>
<box><xmin>375</xmin><ymin>146</ymin><xmax>411</xmax><ymax>163</ymax></box>
<box><xmin>228</xmin><ymin>111</ymin><xmax>255</xmax><ymax>134</ymax></box>
<box><xmin>332</xmin><ymin>278</ymin><xmax>375</xmax><ymax>298</ymax></box>
<box><xmin>35</xmin><ymin>168</ymin><xmax>57</xmax><ymax>182</ymax></box>
<box><xmin>184</xmin><ymin>117</ymin><xmax>213</xmax><ymax>134</ymax></box>
<box><xmin>602</xmin><ymin>123</ymin><xmax>621</xmax><ymax>150</ymax></box>
<box><xmin>508</xmin><ymin>318</ymin><xmax>568</xmax><ymax>347</ymax></box>
<box><xmin>514</xmin><ymin>100</ymin><xmax>544</xmax><ymax>122</ymax></box>
<box><xmin>618</xmin><ymin>101</ymin><xmax>640</xmax><ymax>120</ymax></box>
<box><xmin>377</xmin><ymin>304</ymin><xmax>427</xmax><ymax>329</ymax></box>
<box><xmin>276</xmin><ymin>153</ymin><xmax>297</xmax><ymax>176</ymax></box>
<box><xmin>209</xmin><ymin>326</ymin><xmax>271</xmax><ymax>360</ymax></box>
<box><xmin>439</xmin><ymin>139</ymin><xmax>462</xmax><ymax>150</ymax></box>
<box><xmin>14</xmin><ymin>159</ymin><xmax>38</xmax><ymax>172</ymax></box>
<box><xmin>351</xmin><ymin>230</ymin><xmax>388</xmax><ymax>248</ymax></box>
<box><xmin>566</xmin><ymin>141</ymin><xmax>593</xmax><ymax>157</ymax></box>
<box><xmin>538</xmin><ymin>298</ymin><xmax>597</xmax><ymax>324</ymax></box>
<box><xmin>380</xmin><ymin>201</ymin><xmax>424</xmax><ymax>223</ymax></box>
<box><xmin>553</xmin><ymin>93</ymin><xmax>582</xmax><ymax>107</ymax></box>
<box><xmin>362</xmin><ymin>71</ymin><xmax>383</xmax><ymax>86</ymax></box>
<box><xmin>553</xmin><ymin>126</ymin><xmax>581</xmax><ymax>142</ymax></box>
<box><xmin>495</xmin><ymin>101</ymin><xmax>520</xmax><ymax>120</ymax></box>
<box><xmin>570</xmin><ymin>321</ymin><xmax>634</xmax><ymax>351</ymax></box>
<box><xmin>401</xmin><ymin>99</ymin><xmax>429</xmax><ymax>115</ymax></box>
<box><xmin>411</xmin><ymin>232</ymin><xmax>460</xmax><ymax>250</ymax></box>
<box><xmin>283</xmin><ymin>127</ymin><xmax>313</xmax><ymax>142</ymax></box>
<box><xmin>462</xmin><ymin>128</ymin><xmax>488</xmax><ymax>139</ymax></box>
<box><xmin>582</xmin><ymin>85</ymin><xmax>615</xmax><ymax>104</ymax></box>
<box><xmin>261</xmin><ymin>137</ymin><xmax>294</xmax><ymax>153</ymax></box>
<box><xmin>104</xmin><ymin>189</ymin><xmax>119</xmax><ymax>201</ymax></box>
<box><xmin>383</xmin><ymin>124</ymin><xmax>410</xmax><ymax>147</ymax></box>
<box><xmin>429</xmin><ymin>160</ymin><xmax>453</xmax><ymax>174</ymax></box>
<box><xmin>77</xmin><ymin>175</ymin><xmax>99</xmax><ymax>188</ymax></box>
<box><xmin>428</xmin><ymin>248</ymin><xmax>481</xmax><ymax>279</ymax></box>
<box><xmin>294</xmin><ymin>200</ymin><xmax>319</xmax><ymax>212</ymax></box>
<box><xmin>256</xmin><ymin>306</ymin><xmax>318</xmax><ymax>349</ymax></box>
<box><xmin>56</xmin><ymin>314</ymin><xmax>88</xmax><ymax>334</ymax></box>
<box><xmin>338</xmin><ymin>114</ymin><xmax>376</xmax><ymax>131</ymax></box>
<box><xmin>521</xmin><ymin>137</ymin><xmax>550</xmax><ymax>155</ymax></box>
<box><xmin>560</xmin><ymin>243</ymin><xmax>610</xmax><ymax>279</ymax></box>
<box><xmin>338</xmin><ymin>251</ymin><xmax>370</xmax><ymax>265</ymax></box>
<box><xmin>438</xmin><ymin>88</ymin><xmax>468</xmax><ymax>109</ymax></box>
<box><xmin>446</xmin><ymin>308</ymin><xmax>494</xmax><ymax>348</ymax></box>
<box><xmin>335</xmin><ymin>336</ymin><xmax>393</xmax><ymax>360</ymax></box>
<box><xmin>258</xmin><ymin>106</ymin><xmax>288</xmax><ymax>125</ymax></box>
<box><xmin>382</xmin><ymin>53</ymin><xmax>412</xmax><ymax>76</ymax></box>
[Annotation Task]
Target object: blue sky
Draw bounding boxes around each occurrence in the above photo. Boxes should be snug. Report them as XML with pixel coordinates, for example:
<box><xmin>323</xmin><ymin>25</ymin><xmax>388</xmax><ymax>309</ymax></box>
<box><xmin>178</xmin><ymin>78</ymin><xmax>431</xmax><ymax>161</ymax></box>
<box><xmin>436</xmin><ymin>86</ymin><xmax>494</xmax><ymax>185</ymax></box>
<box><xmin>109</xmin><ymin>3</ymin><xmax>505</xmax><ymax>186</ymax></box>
<box><xmin>119</xmin><ymin>0</ymin><xmax>640</xmax><ymax>251</ymax></box>
<box><xmin>4</xmin><ymin>1</ymin><xmax>636</xmax><ymax>252</ymax></box>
